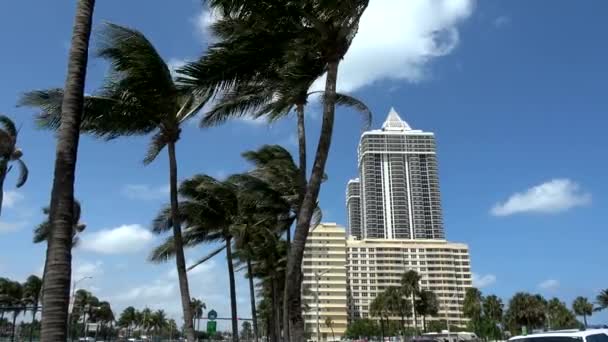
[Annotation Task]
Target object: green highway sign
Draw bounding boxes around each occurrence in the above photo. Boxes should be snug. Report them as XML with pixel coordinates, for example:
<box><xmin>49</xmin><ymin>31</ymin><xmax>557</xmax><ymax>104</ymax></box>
<box><xmin>208</xmin><ymin>309</ymin><xmax>218</xmax><ymax>320</ymax></box>
<box><xmin>207</xmin><ymin>320</ymin><xmax>217</xmax><ymax>334</ymax></box>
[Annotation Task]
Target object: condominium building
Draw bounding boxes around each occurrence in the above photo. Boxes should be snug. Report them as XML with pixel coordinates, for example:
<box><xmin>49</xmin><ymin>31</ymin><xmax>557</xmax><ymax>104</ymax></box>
<box><xmin>302</xmin><ymin>223</ymin><xmax>348</xmax><ymax>342</ymax></box>
<box><xmin>346</xmin><ymin>238</ymin><xmax>472</xmax><ymax>327</ymax></box>
<box><xmin>346</xmin><ymin>179</ymin><xmax>362</xmax><ymax>239</ymax></box>
<box><xmin>348</xmin><ymin>108</ymin><xmax>444</xmax><ymax>240</ymax></box>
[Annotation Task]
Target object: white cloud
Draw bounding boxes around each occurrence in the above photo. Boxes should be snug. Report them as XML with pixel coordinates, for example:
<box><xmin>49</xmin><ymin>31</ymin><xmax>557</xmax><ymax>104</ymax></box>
<box><xmin>312</xmin><ymin>0</ymin><xmax>475</xmax><ymax>92</ymax></box>
<box><xmin>121</xmin><ymin>184</ymin><xmax>169</xmax><ymax>201</ymax></box>
<box><xmin>538</xmin><ymin>279</ymin><xmax>560</xmax><ymax>292</ymax></box>
<box><xmin>80</xmin><ymin>224</ymin><xmax>155</xmax><ymax>254</ymax></box>
<box><xmin>195</xmin><ymin>8</ymin><xmax>221</xmax><ymax>40</ymax></box>
<box><xmin>491</xmin><ymin>179</ymin><xmax>591</xmax><ymax>216</ymax></box>
<box><xmin>494</xmin><ymin>16</ymin><xmax>510</xmax><ymax>28</ymax></box>
<box><xmin>3</xmin><ymin>190</ymin><xmax>24</xmax><ymax>209</ymax></box>
<box><xmin>472</xmin><ymin>273</ymin><xmax>496</xmax><ymax>288</ymax></box>
<box><xmin>115</xmin><ymin>280</ymin><xmax>176</xmax><ymax>302</ymax></box>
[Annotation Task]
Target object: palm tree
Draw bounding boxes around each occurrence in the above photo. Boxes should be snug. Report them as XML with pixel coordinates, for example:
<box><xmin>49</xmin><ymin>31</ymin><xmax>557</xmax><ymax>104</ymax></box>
<box><xmin>572</xmin><ymin>297</ymin><xmax>593</xmax><ymax>327</ymax></box>
<box><xmin>181</xmin><ymin>3</ymin><xmax>370</xmax><ymax>339</ymax></box>
<box><xmin>596</xmin><ymin>289</ymin><xmax>608</xmax><ymax>312</ymax></box>
<box><xmin>382</xmin><ymin>287</ymin><xmax>411</xmax><ymax>338</ymax></box>
<box><xmin>463</xmin><ymin>288</ymin><xmax>483</xmax><ymax>335</ymax></box>
<box><xmin>325</xmin><ymin>317</ymin><xmax>335</xmax><ymax>341</ymax></box>
<box><xmin>370</xmin><ymin>291</ymin><xmax>390</xmax><ymax>340</ymax></box>
<box><xmin>22</xmin><ymin>275</ymin><xmax>43</xmax><ymax>342</ymax></box>
<box><xmin>416</xmin><ymin>290</ymin><xmax>439</xmax><ymax>332</ymax></box>
<box><xmin>483</xmin><ymin>294</ymin><xmax>504</xmax><ymax>340</ymax></box>
<box><xmin>0</xmin><ymin>115</ymin><xmax>28</xmax><ymax>215</ymax></box>
<box><xmin>117</xmin><ymin>306</ymin><xmax>137</xmax><ymax>338</ymax></box>
<box><xmin>21</xmin><ymin>23</ymin><xmax>209</xmax><ymax>342</ymax></box>
<box><xmin>191</xmin><ymin>298</ymin><xmax>206</xmax><ymax>333</ymax></box>
<box><xmin>401</xmin><ymin>270</ymin><xmax>422</xmax><ymax>331</ymax></box>
<box><xmin>505</xmin><ymin>293</ymin><xmax>547</xmax><ymax>334</ymax></box>
<box><xmin>150</xmin><ymin>174</ymin><xmax>283</xmax><ymax>342</ymax></box>
<box><xmin>0</xmin><ymin>279</ymin><xmax>24</xmax><ymax>342</ymax></box>
<box><xmin>95</xmin><ymin>301</ymin><xmax>114</xmax><ymax>340</ymax></box>
<box><xmin>23</xmin><ymin>0</ymin><xmax>96</xmax><ymax>340</ymax></box>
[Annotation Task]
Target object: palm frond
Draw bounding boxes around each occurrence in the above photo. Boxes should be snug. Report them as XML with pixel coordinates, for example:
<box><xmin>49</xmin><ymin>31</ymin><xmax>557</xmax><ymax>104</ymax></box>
<box><xmin>187</xmin><ymin>245</ymin><xmax>227</xmax><ymax>271</ymax></box>
<box><xmin>148</xmin><ymin>237</ymin><xmax>176</xmax><ymax>263</ymax></box>
<box><xmin>97</xmin><ymin>23</ymin><xmax>176</xmax><ymax>111</ymax></box>
<box><xmin>151</xmin><ymin>206</ymin><xmax>173</xmax><ymax>234</ymax></box>
<box><xmin>143</xmin><ymin>131</ymin><xmax>168</xmax><ymax>165</ymax></box>
<box><xmin>308</xmin><ymin>91</ymin><xmax>372</xmax><ymax>130</ymax></box>
<box><xmin>19</xmin><ymin>89</ymin><xmax>155</xmax><ymax>139</ymax></box>
<box><xmin>201</xmin><ymin>82</ymin><xmax>273</xmax><ymax>127</ymax></box>
<box><xmin>0</xmin><ymin>116</ymin><xmax>17</xmax><ymax>138</ymax></box>
<box><xmin>14</xmin><ymin>159</ymin><xmax>28</xmax><ymax>188</ymax></box>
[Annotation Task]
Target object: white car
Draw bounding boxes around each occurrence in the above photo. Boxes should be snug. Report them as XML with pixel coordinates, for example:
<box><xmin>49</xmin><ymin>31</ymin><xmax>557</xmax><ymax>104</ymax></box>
<box><xmin>510</xmin><ymin>329</ymin><xmax>608</xmax><ymax>342</ymax></box>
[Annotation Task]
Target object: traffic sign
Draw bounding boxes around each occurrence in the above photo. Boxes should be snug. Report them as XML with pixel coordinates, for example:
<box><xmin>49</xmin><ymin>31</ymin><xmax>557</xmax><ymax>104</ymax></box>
<box><xmin>208</xmin><ymin>309</ymin><xmax>218</xmax><ymax>320</ymax></box>
<box><xmin>207</xmin><ymin>320</ymin><xmax>217</xmax><ymax>334</ymax></box>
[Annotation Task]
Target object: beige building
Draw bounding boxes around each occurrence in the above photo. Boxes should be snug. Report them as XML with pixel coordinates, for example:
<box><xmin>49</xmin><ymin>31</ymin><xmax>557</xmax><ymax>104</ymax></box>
<box><xmin>346</xmin><ymin>237</ymin><xmax>472</xmax><ymax>327</ymax></box>
<box><xmin>302</xmin><ymin>223</ymin><xmax>348</xmax><ymax>342</ymax></box>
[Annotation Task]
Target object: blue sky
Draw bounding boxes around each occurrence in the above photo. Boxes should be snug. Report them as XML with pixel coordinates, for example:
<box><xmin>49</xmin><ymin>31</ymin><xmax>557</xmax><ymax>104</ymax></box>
<box><xmin>1</xmin><ymin>0</ymin><xmax>607</xmax><ymax>326</ymax></box>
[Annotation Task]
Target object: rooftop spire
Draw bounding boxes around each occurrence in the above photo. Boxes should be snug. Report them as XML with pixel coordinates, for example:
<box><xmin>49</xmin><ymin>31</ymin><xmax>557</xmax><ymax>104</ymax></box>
<box><xmin>382</xmin><ymin>107</ymin><xmax>412</xmax><ymax>131</ymax></box>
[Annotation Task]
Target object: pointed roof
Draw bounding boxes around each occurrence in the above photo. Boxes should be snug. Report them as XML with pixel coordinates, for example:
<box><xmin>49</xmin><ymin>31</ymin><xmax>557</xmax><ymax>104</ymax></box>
<box><xmin>381</xmin><ymin>107</ymin><xmax>412</xmax><ymax>131</ymax></box>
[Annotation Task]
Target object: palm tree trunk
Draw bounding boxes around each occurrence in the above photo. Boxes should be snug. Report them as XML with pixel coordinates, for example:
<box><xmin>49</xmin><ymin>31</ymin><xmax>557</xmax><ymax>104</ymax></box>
<box><xmin>40</xmin><ymin>1</ymin><xmax>95</xmax><ymax>341</ymax></box>
<box><xmin>247</xmin><ymin>257</ymin><xmax>259</xmax><ymax>342</ymax></box>
<box><xmin>167</xmin><ymin>141</ymin><xmax>197</xmax><ymax>342</ymax></box>
<box><xmin>583</xmin><ymin>314</ymin><xmax>587</xmax><ymax>328</ymax></box>
<box><xmin>283</xmin><ymin>102</ymin><xmax>307</xmax><ymax>342</ymax></box>
<box><xmin>11</xmin><ymin>311</ymin><xmax>18</xmax><ymax>342</ymax></box>
<box><xmin>225</xmin><ymin>238</ymin><xmax>239</xmax><ymax>342</ymax></box>
<box><xmin>287</xmin><ymin>60</ymin><xmax>339</xmax><ymax>342</ymax></box>
<box><xmin>271</xmin><ymin>277</ymin><xmax>282</xmax><ymax>342</ymax></box>
<box><xmin>0</xmin><ymin>159</ymin><xmax>8</xmax><ymax>216</ymax></box>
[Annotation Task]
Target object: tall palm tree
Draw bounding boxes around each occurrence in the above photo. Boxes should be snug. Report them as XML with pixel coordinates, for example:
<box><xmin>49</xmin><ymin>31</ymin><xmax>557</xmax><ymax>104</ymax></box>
<box><xmin>382</xmin><ymin>287</ymin><xmax>411</xmax><ymax>338</ymax></box>
<box><xmin>572</xmin><ymin>296</ymin><xmax>593</xmax><ymax>327</ymax></box>
<box><xmin>415</xmin><ymin>290</ymin><xmax>439</xmax><ymax>332</ymax></box>
<box><xmin>370</xmin><ymin>291</ymin><xmax>390</xmax><ymax>340</ymax></box>
<box><xmin>463</xmin><ymin>287</ymin><xmax>483</xmax><ymax>335</ymax></box>
<box><xmin>22</xmin><ymin>0</ymin><xmax>97</xmax><ymax>340</ymax></box>
<box><xmin>181</xmin><ymin>3</ymin><xmax>370</xmax><ymax>339</ymax></box>
<box><xmin>191</xmin><ymin>298</ymin><xmax>206</xmax><ymax>333</ymax></box>
<box><xmin>117</xmin><ymin>306</ymin><xmax>137</xmax><ymax>338</ymax></box>
<box><xmin>22</xmin><ymin>275</ymin><xmax>43</xmax><ymax>342</ymax></box>
<box><xmin>20</xmin><ymin>23</ymin><xmax>209</xmax><ymax>342</ymax></box>
<box><xmin>596</xmin><ymin>289</ymin><xmax>608</xmax><ymax>312</ymax></box>
<box><xmin>483</xmin><ymin>294</ymin><xmax>504</xmax><ymax>339</ymax></box>
<box><xmin>0</xmin><ymin>115</ymin><xmax>28</xmax><ymax>215</ymax></box>
<box><xmin>0</xmin><ymin>280</ymin><xmax>24</xmax><ymax>342</ymax></box>
<box><xmin>401</xmin><ymin>270</ymin><xmax>422</xmax><ymax>331</ymax></box>
<box><xmin>505</xmin><ymin>292</ymin><xmax>547</xmax><ymax>333</ymax></box>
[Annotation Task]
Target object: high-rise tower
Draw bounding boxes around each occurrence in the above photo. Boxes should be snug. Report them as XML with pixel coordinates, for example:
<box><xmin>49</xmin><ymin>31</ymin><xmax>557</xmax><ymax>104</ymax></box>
<box><xmin>345</xmin><ymin>179</ymin><xmax>362</xmax><ymax>239</ymax></box>
<box><xmin>347</xmin><ymin>108</ymin><xmax>444</xmax><ymax>240</ymax></box>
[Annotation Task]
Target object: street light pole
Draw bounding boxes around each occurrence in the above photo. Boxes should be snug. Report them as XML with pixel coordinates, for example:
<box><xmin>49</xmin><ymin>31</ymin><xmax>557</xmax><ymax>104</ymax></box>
<box><xmin>315</xmin><ymin>269</ymin><xmax>333</xmax><ymax>342</ymax></box>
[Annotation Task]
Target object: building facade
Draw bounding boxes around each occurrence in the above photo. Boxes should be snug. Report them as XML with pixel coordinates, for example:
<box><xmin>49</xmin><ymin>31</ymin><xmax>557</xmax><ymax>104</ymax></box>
<box><xmin>302</xmin><ymin>223</ymin><xmax>348</xmax><ymax>342</ymax></box>
<box><xmin>346</xmin><ymin>178</ymin><xmax>362</xmax><ymax>239</ymax></box>
<box><xmin>346</xmin><ymin>238</ymin><xmax>472</xmax><ymax>327</ymax></box>
<box><xmin>348</xmin><ymin>108</ymin><xmax>444</xmax><ymax>240</ymax></box>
